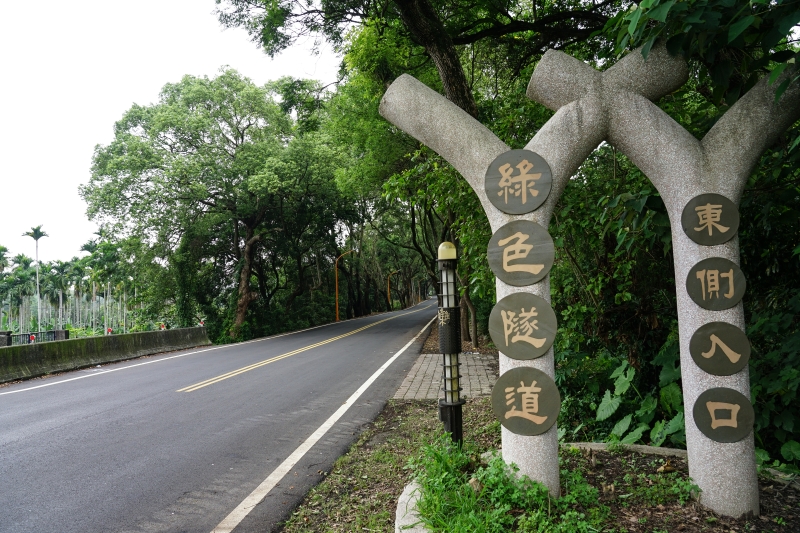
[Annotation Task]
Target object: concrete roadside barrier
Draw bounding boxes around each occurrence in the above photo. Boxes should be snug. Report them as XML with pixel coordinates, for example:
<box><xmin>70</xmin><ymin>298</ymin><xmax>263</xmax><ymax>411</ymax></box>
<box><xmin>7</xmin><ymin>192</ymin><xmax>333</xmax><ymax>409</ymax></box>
<box><xmin>0</xmin><ymin>327</ymin><xmax>211</xmax><ymax>384</ymax></box>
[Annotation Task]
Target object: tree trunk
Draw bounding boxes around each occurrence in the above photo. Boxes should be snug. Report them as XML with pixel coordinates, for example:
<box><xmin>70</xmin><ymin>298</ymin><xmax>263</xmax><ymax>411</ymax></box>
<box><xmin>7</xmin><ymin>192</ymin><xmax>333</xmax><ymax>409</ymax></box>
<box><xmin>231</xmin><ymin>230</ymin><xmax>261</xmax><ymax>337</ymax></box>
<box><xmin>394</xmin><ymin>0</ymin><xmax>478</xmax><ymax>118</ymax></box>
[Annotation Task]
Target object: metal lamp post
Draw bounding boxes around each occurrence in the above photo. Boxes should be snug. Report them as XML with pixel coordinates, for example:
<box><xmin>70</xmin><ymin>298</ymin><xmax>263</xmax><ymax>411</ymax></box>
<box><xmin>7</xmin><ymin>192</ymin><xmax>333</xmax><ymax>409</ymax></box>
<box><xmin>437</xmin><ymin>241</ymin><xmax>464</xmax><ymax>444</ymax></box>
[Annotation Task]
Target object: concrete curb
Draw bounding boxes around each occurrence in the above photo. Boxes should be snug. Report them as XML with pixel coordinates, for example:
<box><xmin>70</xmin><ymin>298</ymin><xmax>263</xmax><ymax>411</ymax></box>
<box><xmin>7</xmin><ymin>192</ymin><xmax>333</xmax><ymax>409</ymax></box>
<box><xmin>395</xmin><ymin>482</ymin><xmax>426</xmax><ymax>533</ymax></box>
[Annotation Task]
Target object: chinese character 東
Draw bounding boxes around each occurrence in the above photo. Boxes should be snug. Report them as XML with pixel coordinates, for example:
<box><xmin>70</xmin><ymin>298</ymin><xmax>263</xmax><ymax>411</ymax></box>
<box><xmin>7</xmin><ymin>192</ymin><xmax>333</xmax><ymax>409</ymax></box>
<box><xmin>501</xmin><ymin>307</ymin><xmax>546</xmax><ymax>348</ymax></box>
<box><xmin>498</xmin><ymin>232</ymin><xmax>544</xmax><ymax>275</ymax></box>
<box><xmin>438</xmin><ymin>308</ymin><xmax>450</xmax><ymax>326</ymax></box>
<box><xmin>695</xmin><ymin>269</ymin><xmax>735</xmax><ymax>300</ymax></box>
<box><xmin>497</xmin><ymin>159</ymin><xmax>542</xmax><ymax>205</ymax></box>
<box><xmin>701</xmin><ymin>334</ymin><xmax>742</xmax><ymax>364</ymax></box>
<box><xmin>694</xmin><ymin>203</ymin><xmax>730</xmax><ymax>236</ymax></box>
<box><xmin>505</xmin><ymin>380</ymin><xmax>548</xmax><ymax>424</ymax></box>
<box><xmin>706</xmin><ymin>401</ymin><xmax>741</xmax><ymax>429</ymax></box>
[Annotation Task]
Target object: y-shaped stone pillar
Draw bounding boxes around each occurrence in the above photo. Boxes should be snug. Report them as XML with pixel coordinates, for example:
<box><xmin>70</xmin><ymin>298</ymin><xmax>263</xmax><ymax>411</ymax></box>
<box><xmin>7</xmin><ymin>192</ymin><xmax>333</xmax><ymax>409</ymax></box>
<box><xmin>530</xmin><ymin>49</ymin><xmax>800</xmax><ymax>517</ymax></box>
<box><xmin>379</xmin><ymin>45</ymin><xmax>687</xmax><ymax>494</ymax></box>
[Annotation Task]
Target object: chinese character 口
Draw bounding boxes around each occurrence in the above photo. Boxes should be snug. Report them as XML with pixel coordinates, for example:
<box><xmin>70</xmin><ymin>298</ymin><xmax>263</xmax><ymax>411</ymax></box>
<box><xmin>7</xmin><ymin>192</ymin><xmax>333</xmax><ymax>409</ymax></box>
<box><xmin>497</xmin><ymin>159</ymin><xmax>542</xmax><ymax>205</ymax></box>
<box><xmin>701</xmin><ymin>334</ymin><xmax>742</xmax><ymax>363</ymax></box>
<box><xmin>501</xmin><ymin>307</ymin><xmax>546</xmax><ymax>348</ymax></box>
<box><xmin>695</xmin><ymin>269</ymin><xmax>735</xmax><ymax>300</ymax></box>
<box><xmin>706</xmin><ymin>401</ymin><xmax>741</xmax><ymax>429</ymax></box>
<box><xmin>498</xmin><ymin>232</ymin><xmax>544</xmax><ymax>275</ymax></box>
<box><xmin>505</xmin><ymin>380</ymin><xmax>548</xmax><ymax>424</ymax></box>
<box><xmin>694</xmin><ymin>203</ymin><xmax>730</xmax><ymax>236</ymax></box>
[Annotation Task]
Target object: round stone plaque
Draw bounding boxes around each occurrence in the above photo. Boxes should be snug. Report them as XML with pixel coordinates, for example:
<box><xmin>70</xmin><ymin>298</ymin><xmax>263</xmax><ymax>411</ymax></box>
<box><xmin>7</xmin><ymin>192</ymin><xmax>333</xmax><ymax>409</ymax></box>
<box><xmin>491</xmin><ymin>367</ymin><xmax>560</xmax><ymax>436</ymax></box>
<box><xmin>681</xmin><ymin>193</ymin><xmax>739</xmax><ymax>246</ymax></box>
<box><xmin>488</xmin><ymin>220</ymin><xmax>554</xmax><ymax>286</ymax></box>
<box><xmin>693</xmin><ymin>387</ymin><xmax>754</xmax><ymax>443</ymax></box>
<box><xmin>689</xmin><ymin>322</ymin><xmax>750</xmax><ymax>376</ymax></box>
<box><xmin>488</xmin><ymin>293</ymin><xmax>557</xmax><ymax>360</ymax></box>
<box><xmin>685</xmin><ymin>257</ymin><xmax>746</xmax><ymax>310</ymax></box>
<box><xmin>485</xmin><ymin>149</ymin><xmax>553</xmax><ymax>215</ymax></box>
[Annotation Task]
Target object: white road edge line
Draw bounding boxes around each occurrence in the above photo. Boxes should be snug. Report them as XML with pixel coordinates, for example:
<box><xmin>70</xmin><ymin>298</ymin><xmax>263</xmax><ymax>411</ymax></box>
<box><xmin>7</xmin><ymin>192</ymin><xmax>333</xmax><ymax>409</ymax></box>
<box><xmin>0</xmin><ymin>302</ymin><xmax>435</xmax><ymax>397</ymax></box>
<box><xmin>211</xmin><ymin>314</ymin><xmax>437</xmax><ymax>533</ymax></box>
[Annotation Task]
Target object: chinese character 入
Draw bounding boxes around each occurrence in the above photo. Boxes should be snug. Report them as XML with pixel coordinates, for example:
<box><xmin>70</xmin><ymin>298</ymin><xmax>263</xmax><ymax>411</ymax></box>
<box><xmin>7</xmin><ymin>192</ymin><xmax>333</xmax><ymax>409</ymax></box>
<box><xmin>701</xmin><ymin>334</ymin><xmax>742</xmax><ymax>363</ymax></box>
<box><xmin>695</xmin><ymin>269</ymin><xmax>735</xmax><ymax>300</ymax></box>
<box><xmin>706</xmin><ymin>401</ymin><xmax>741</xmax><ymax>429</ymax></box>
<box><xmin>497</xmin><ymin>159</ymin><xmax>542</xmax><ymax>205</ymax></box>
<box><xmin>694</xmin><ymin>203</ymin><xmax>730</xmax><ymax>236</ymax></box>
<box><xmin>498</xmin><ymin>232</ymin><xmax>544</xmax><ymax>275</ymax></box>
<box><xmin>505</xmin><ymin>380</ymin><xmax>548</xmax><ymax>424</ymax></box>
<box><xmin>501</xmin><ymin>307</ymin><xmax>546</xmax><ymax>348</ymax></box>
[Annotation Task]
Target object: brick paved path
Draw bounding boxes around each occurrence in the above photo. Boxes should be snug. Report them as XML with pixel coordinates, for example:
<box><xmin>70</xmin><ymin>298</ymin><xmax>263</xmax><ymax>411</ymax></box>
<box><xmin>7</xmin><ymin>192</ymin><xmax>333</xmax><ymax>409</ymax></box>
<box><xmin>393</xmin><ymin>352</ymin><xmax>498</xmax><ymax>400</ymax></box>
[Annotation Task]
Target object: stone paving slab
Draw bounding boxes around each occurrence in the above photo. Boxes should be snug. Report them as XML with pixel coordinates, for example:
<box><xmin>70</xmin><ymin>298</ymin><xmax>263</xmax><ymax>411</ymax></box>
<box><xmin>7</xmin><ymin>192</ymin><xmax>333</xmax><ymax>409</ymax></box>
<box><xmin>394</xmin><ymin>352</ymin><xmax>497</xmax><ymax>400</ymax></box>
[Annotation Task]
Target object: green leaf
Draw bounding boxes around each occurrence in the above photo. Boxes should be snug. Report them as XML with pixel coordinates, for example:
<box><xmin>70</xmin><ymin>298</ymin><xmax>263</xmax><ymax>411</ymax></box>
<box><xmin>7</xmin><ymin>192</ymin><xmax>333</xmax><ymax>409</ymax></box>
<box><xmin>658</xmin><ymin>362</ymin><xmax>681</xmax><ymax>387</ymax></box>
<box><xmin>621</xmin><ymin>424</ymin><xmax>649</xmax><ymax>444</ymax></box>
<box><xmin>769</xmin><ymin>62</ymin><xmax>789</xmax><ymax>85</ymax></box>
<box><xmin>611</xmin><ymin>414</ymin><xmax>633</xmax><ymax>437</ymax></box>
<box><xmin>597</xmin><ymin>389</ymin><xmax>622</xmax><ymax>421</ymax></box>
<box><xmin>781</xmin><ymin>440</ymin><xmax>800</xmax><ymax>461</ymax></box>
<box><xmin>647</xmin><ymin>0</ymin><xmax>676</xmax><ymax>22</ymax></box>
<box><xmin>664</xmin><ymin>411</ymin><xmax>685</xmax><ymax>435</ymax></box>
<box><xmin>627</xmin><ymin>7</ymin><xmax>643</xmax><ymax>37</ymax></box>
<box><xmin>615</xmin><ymin>367</ymin><xmax>635</xmax><ymax>396</ymax></box>
<box><xmin>650</xmin><ymin>420</ymin><xmax>667</xmax><ymax>446</ymax></box>
<box><xmin>636</xmin><ymin>395</ymin><xmax>658</xmax><ymax>420</ymax></box>
<box><xmin>660</xmin><ymin>382</ymin><xmax>683</xmax><ymax>415</ymax></box>
<box><xmin>610</xmin><ymin>360</ymin><xmax>628</xmax><ymax>379</ymax></box>
<box><xmin>728</xmin><ymin>15</ymin><xmax>755</xmax><ymax>43</ymax></box>
<box><xmin>755</xmin><ymin>448</ymin><xmax>771</xmax><ymax>465</ymax></box>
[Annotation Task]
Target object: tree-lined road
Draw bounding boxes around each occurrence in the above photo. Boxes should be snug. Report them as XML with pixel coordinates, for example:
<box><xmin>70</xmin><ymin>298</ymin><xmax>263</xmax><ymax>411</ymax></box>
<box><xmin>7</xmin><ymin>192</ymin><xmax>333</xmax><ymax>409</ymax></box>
<box><xmin>0</xmin><ymin>301</ymin><xmax>436</xmax><ymax>533</ymax></box>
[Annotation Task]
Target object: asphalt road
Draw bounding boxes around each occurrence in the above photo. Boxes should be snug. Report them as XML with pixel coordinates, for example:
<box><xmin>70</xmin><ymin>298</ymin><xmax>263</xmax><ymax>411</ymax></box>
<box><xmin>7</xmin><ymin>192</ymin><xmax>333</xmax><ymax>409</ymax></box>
<box><xmin>0</xmin><ymin>300</ymin><xmax>437</xmax><ymax>533</ymax></box>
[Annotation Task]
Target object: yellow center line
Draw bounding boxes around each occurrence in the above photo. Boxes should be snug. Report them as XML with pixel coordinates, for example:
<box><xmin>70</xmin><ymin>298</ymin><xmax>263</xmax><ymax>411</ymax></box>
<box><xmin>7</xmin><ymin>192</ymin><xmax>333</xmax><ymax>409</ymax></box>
<box><xmin>177</xmin><ymin>306</ymin><xmax>428</xmax><ymax>393</ymax></box>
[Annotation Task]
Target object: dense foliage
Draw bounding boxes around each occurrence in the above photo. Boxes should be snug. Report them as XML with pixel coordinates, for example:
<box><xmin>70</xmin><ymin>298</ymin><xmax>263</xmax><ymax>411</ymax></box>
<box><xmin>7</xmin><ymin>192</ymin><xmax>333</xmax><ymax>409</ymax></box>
<box><xmin>1</xmin><ymin>0</ymin><xmax>798</xmax><ymax>468</ymax></box>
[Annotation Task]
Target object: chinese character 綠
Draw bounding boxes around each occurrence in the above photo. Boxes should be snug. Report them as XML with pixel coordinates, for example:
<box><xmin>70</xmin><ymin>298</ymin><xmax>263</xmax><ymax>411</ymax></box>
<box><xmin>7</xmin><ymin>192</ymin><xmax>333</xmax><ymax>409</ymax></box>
<box><xmin>706</xmin><ymin>401</ymin><xmax>741</xmax><ymax>429</ymax></box>
<box><xmin>438</xmin><ymin>308</ymin><xmax>450</xmax><ymax>326</ymax></box>
<box><xmin>498</xmin><ymin>232</ymin><xmax>544</xmax><ymax>275</ymax></box>
<box><xmin>501</xmin><ymin>307</ymin><xmax>546</xmax><ymax>348</ymax></box>
<box><xmin>695</xmin><ymin>269</ymin><xmax>735</xmax><ymax>300</ymax></box>
<box><xmin>505</xmin><ymin>380</ymin><xmax>548</xmax><ymax>424</ymax></box>
<box><xmin>701</xmin><ymin>334</ymin><xmax>742</xmax><ymax>363</ymax></box>
<box><xmin>497</xmin><ymin>159</ymin><xmax>542</xmax><ymax>205</ymax></box>
<box><xmin>694</xmin><ymin>203</ymin><xmax>730</xmax><ymax>236</ymax></box>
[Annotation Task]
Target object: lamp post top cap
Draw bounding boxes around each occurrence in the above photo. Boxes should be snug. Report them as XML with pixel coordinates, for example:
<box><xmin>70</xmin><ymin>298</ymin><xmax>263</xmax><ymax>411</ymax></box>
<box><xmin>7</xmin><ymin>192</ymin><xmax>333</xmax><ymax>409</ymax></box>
<box><xmin>438</xmin><ymin>242</ymin><xmax>457</xmax><ymax>260</ymax></box>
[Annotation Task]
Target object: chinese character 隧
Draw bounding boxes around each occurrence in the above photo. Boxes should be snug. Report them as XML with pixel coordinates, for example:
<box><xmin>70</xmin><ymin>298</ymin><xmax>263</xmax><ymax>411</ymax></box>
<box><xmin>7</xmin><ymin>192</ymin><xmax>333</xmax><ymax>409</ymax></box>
<box><xmin>505</xmin><ymin>380</ymin><xmax>548</xmax><ymax>424</ymax></box>
<box><xmin>706</xmin><ymin>401</ymin><xmax>741</xmax><ymax>429</ymax></box>
<box><xmin>498</xmin><ymin>232</ymin><xmax>544</xmax><ymax>275</ymax></box>
<box><xmin>701</xmin><ymin>334</ymin><xmax>742</xmax><ymax>363</ymax></box>
<box><xmin>497</xmin><ymin>159</ymin><xmax>542</xmax><ymax>205</ymax></box>
<box><xmin>695</xmin><ymin>269</ymin><xmax>735</xmax><ymax>300</ymax></box>
<box><xmin>694</xmin><ymin>203</ymin><xmax>730</xmax><ymax>236</ymax></box>
<box><xmin>501</xmin><ymin>307</ymin><xmax>546</xmax><ymax>348</ymax></box>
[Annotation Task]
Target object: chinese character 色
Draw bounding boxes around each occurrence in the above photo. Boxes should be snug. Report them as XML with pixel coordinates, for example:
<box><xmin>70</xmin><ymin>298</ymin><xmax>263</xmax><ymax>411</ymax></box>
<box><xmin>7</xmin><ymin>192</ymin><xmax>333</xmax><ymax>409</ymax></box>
<box><xmin>498</xmin><ymin>232</ymin><xmax>544</xmax><ymax>275</ymax></box>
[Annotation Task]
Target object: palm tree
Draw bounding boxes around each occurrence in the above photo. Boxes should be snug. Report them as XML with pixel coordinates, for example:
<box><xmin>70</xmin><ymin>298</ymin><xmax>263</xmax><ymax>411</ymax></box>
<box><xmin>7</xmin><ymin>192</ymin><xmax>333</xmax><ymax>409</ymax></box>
<box><xmin>0</xmin><ymin>245</ymin><xmax>8</xmax><ymax>329</ymax></box>
<box><xmin>23</xmin><ymin>225</ymin><xmax>48</xmax><ymax>331</ymax></box>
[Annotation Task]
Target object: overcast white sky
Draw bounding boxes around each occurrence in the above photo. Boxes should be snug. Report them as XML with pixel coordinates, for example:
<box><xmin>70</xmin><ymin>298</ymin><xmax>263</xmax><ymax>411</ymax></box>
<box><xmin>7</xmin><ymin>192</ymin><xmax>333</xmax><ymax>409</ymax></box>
<box><xmin>0</xmin><ymin>0</ymin><xmax>340</xmax><ymax>264</ymax></box>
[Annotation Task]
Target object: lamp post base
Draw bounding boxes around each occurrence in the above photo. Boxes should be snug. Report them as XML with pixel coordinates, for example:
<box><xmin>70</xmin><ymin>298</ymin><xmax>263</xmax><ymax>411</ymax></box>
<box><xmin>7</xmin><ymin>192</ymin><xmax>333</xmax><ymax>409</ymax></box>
<box><xmin>438</xmin><ymin>399</ymin><xmax>466</xmax><ymax>444</ymax></box>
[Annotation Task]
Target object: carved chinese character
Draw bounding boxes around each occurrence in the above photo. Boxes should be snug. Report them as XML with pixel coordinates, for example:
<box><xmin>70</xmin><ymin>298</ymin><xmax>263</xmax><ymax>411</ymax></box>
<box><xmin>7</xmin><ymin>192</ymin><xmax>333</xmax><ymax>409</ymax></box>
<box><xmin>706</xmin><ymin>401</ymin><xmax>741</xmax><ymax>429</ymax></box>
<box><xmin>438</xmin><ymin>308</ymin><xmax>450</xmax><ymax>326</ymax></box>
<box><xmin>489</xmin><ymin>293</ymin><xmax>557</xmax><ymax>360</ymax></box>
<box><xmin>693</xmin><ymin>387</ymin><xmax>754</xmax><ymax>443</ymax></box>
<box><xmin>492</xmin><ymin>367</ymin><xmax>560</xmax><ymax>436</ymax></box>
<box><xmin>498</xmin><ymin>159</ymin><xmax>542</xmax><ymax>205</ymax></box>
<box><xmin>689</xmin><ymin>322</ymin><xmax>750</xmax><ymax>376</ymax></box>
<box><xmin>681</xmin><ymin>193</ymin><xmax>739</xmax><ymax>246</ymax></box>
<box><xmin>488</xmin><ymin>220</ymin><xmax>554</xmax><ymax>286</ymax></box>
<box><xmin>505</xmin><ymin>380</ymin><xmax>548</xmax><ymax>424</ymax></box>
<box><xmin>485</xmin><ymin>149</ymin><xmax>552</xmax><ymax>215</ymax></box>
<box><xmin>498</xmin><ymin>232</ymin><xmax>544</xmax><ymax>275</ymax></box>
<box><xmin>686</xmin><ymin>258</ymin><xmax>746</xmax><ymax>311</ymax></box>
